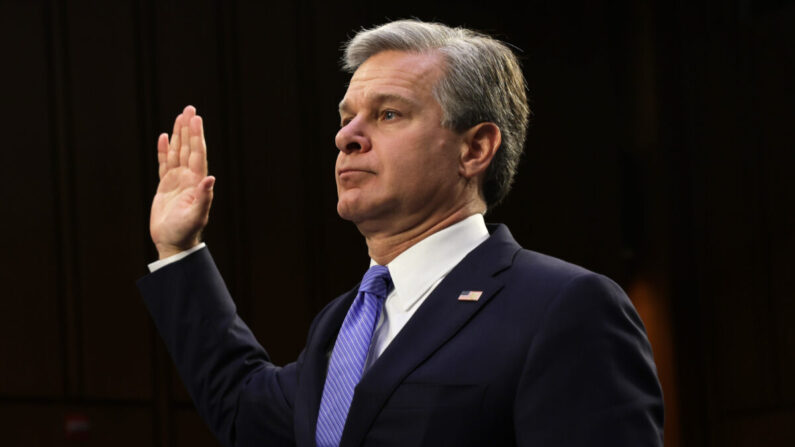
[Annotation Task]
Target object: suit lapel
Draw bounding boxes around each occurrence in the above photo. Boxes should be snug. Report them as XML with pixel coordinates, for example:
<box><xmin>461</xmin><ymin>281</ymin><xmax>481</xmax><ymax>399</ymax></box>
<box><xmin>339</xmin><ymin>224</ymin><xmax>520</xmax><ymax>447</ymax></box>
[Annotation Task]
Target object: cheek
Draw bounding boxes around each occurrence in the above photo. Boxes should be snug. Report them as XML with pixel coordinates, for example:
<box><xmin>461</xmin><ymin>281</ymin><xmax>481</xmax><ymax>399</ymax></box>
<box><xmin>388</xmin><ymin>155</ymin><xmax>444</xmax><ymax>196</ymax></box>
<box><xmin>423</xmin><ymin>139</ymin><xmax>461</xmax><ymax>178</ymax></box>
<box><xmin>377</xmin><ymin>129</ymin><xmax>459</xmax><ymax>191</ymax></box>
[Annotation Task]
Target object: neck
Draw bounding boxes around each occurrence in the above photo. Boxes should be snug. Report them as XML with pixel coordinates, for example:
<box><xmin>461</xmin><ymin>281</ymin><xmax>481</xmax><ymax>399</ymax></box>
<box><xmin>362</xmin><ymin>200</ymin><xmax>484</xmax><ymax>265</ymax></box>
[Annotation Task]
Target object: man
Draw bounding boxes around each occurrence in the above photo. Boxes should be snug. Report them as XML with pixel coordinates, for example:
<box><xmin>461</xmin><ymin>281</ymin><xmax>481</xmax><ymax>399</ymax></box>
<box><xmin>139</xmin><ymin>20</ymin><xmax>664</xmax><ymax>447</ymax></box>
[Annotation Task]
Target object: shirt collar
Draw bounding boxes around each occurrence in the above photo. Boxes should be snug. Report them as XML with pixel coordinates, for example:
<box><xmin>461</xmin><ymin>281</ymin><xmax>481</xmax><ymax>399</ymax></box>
<box><xmin>370</xmin><ymin>214</ymin><xmax>490</xmax><ymax>312</ymax></box>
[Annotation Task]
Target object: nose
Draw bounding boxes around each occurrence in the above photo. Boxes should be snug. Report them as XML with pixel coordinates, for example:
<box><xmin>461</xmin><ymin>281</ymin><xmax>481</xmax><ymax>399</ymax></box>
<box><xmin>335</xmin><ymin>116</ymin><xmax>372</xmax><ymax>154</ymax></box>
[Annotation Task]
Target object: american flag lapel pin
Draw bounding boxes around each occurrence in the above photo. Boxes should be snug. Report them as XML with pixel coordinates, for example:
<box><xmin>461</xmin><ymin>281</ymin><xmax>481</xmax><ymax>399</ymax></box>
<box><xmin>457</xmin><ymin>290</ymin><xmax>483</xmax><ymax>302</ymax></box>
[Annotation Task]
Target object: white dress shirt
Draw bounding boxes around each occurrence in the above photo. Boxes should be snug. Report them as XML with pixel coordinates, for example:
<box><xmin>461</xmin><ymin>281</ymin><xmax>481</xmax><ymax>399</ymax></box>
<box><xmin>363</xmin><ymin>214</ymin><xmax>489</xmax><ymax>370</ymax></box>
<box><xmin>148</xmin><ymin>243</ymin><xmax>206</xmax><ymax>272</ymax></box>
<box><xmin>147</xmin><ymin>214</ymin><xmax>490</xmax><ymax>371</ymax></box>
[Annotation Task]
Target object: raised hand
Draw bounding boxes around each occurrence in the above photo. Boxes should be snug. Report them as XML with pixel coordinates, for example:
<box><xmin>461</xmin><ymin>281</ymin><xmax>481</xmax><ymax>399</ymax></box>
<box><xmin>149</xmin><ymin>105</ymin><xmax>216</xmax><ymax>259</ymax></box>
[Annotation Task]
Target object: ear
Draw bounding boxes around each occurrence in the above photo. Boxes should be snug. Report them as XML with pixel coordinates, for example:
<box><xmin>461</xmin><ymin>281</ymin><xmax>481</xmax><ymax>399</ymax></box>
<box><xmin>459</xmin><ymin>122</ymin><xmax>501</xmax><ymax>180</ymax></box>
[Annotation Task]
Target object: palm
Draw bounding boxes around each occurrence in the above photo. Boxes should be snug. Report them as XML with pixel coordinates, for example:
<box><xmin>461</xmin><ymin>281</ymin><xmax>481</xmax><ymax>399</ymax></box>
<box><xmin>149</xmin><ymin>106</ymin><xmax>215</xmax><ymax>258</ymax></box>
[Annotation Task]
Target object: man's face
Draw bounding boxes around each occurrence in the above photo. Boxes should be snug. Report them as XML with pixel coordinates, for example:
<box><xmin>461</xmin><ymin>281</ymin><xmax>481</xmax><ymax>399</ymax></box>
<box><xmin>335</xmin><ymin>50</ymin><xmax>465</xmax><ymax>235</ymax></box>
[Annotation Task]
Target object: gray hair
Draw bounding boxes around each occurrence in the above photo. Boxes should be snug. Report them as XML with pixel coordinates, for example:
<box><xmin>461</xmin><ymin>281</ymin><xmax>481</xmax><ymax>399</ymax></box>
<box><xmin>342</xmin><ymin>19</ymin><xmax>530</xmax><ymax>209</ymax></box>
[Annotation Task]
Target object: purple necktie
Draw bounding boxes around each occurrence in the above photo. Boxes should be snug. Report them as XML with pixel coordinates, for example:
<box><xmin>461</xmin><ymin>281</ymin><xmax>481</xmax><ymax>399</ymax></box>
<box><xmin>315</xmin><ymin>265</ymin><xmax>392</xmax><ymax>447</ymax></box>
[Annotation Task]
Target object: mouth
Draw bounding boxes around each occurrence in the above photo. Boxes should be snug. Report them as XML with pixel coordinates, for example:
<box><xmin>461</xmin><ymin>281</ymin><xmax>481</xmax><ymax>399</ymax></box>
<box><xmin>338</xmin><ymin>168</ymin><xmax>374</xmax><ymax>177</ymax></box>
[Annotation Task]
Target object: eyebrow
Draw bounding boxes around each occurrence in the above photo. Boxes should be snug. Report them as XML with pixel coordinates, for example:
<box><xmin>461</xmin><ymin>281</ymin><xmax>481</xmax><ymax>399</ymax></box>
<box><xmin>338</xmin><ymin>93</ymin><xmax>418</xmax><ymax>115</ymax></box>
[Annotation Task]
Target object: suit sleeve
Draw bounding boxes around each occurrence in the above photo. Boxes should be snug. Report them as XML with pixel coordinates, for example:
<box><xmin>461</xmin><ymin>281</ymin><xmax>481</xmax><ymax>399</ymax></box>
<box><xmin>513</xmin><ymin>272</ymin><xmax>665</xmax><ymax>446</ymax></box>
<box><xmin>137</xmin><ymin>247</ymin><xmax>300</xmax><ymax>447</ymax></box>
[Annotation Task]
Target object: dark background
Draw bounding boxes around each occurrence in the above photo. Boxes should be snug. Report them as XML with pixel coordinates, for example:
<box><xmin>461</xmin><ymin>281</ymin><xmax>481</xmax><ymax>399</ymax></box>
<box><xmin>1</xmin><ymin>0</ymin><xmax>793</xmax><ymax>445</ymax></box>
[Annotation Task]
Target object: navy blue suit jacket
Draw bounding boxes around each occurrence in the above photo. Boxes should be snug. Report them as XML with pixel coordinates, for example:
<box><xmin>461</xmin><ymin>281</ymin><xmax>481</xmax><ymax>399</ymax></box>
<box><xmin>138</xmin><ymin>224</ymin><xmax>664</xmax><ymax>446</ymax></box>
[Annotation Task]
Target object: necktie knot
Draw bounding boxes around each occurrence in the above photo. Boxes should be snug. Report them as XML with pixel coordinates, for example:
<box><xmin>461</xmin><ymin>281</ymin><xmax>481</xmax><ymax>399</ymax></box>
<box><xmin>358</xmin><ymin>265</ymin><xmax>391</xmax><ymax>298</ymax></box>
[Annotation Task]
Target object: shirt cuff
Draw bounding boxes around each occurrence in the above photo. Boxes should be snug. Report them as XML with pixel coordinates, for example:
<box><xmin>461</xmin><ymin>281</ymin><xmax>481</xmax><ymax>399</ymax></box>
<box><xmin>147</xmin><ymin>243</ymin><xmax>207</xmax><ymax>272</ymax></box>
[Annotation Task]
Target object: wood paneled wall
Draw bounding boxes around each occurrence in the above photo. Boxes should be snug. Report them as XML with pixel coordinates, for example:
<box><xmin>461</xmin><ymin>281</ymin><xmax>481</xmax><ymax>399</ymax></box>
<box><xmin>0</xmin><ymin>0</ymin><xmax>791</xmax><ymax>446</ymax></box>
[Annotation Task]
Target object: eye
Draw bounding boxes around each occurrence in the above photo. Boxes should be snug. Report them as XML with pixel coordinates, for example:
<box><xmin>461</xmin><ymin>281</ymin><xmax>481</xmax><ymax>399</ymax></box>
<box><xmin>380</xmin><ymin>110</ymin><xmax>399</xmax><ymax>121</ymax></box>
<box><xmin>340</xmin><ymin>117</ymin><xmax>352</xmax><ymax>127</ymax></box>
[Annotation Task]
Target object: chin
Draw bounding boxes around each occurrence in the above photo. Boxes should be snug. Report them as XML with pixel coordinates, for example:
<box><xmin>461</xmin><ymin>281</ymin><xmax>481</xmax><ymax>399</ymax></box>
<box><xmin>336</xmin><ymin>199</ymin><xmax>360</xmax><ymax>222</ymax></box>
<box><xmin>336</xmin><ymin>190</ymin><xmax>368</xmax><ymax>222</ymax></box>
<box><xmin>336</xmin><ymin>199</ymin><xmax>382</xmax><ymax>228</ymax></box>
<box><xmin>336</xmin><ymin>204</ymin><xmax>352</xmax><ymax>222</ymax></box>
<box><xmin>336</xmin><ymin>192</ymin><xmax>397</xmax><ymax>228</ymax></box>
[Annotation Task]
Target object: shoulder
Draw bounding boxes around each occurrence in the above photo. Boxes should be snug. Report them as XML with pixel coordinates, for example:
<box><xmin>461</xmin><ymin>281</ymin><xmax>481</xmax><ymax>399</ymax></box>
<box><xmin>510</xmin><ymin>249</ymin><xmax>626</xmax><ymax>304</ymax></box>
<box><xmin>492</xmin><ymin>230</ymin><xmax>625</xmax><ymax>303</ymax></box>
<box><xmin>508</xmin><ymin>250</ymin><xmax>664</xmax><ymax>445</ymax></box>
<box><xmin>499</xmin><ymin>245</ymin><xmax>650</xmax><ymax>370</ymax></box>
<box><xmin>483</xmin><ymin>224</ymin><xmax>635</xmax><ymax>328</ymax></box>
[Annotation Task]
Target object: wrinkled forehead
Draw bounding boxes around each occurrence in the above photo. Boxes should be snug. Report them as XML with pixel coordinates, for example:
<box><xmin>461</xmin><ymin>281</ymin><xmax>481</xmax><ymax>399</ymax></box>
<box><xmin>351</xmin><ymin>49</ymin><xmax>445</xmax><ymax>82</ymax></box>
<box><xmin>340</xmin><ymin>50</ymin><xmax>446</xmax><ymax>109</ymax></box>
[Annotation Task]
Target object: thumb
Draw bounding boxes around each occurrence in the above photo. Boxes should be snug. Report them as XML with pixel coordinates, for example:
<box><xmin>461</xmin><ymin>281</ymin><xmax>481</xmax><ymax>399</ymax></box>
<box><xmin>195</xmin><ymin>175</ymin><xmax>215</xmax><ymax>216</ymax></box>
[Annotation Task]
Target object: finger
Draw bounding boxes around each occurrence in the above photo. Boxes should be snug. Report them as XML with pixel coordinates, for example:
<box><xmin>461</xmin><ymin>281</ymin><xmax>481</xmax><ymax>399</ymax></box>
<box><xmin>189</xmin><ymin>115</ymin><xmax>207</xmax><ymax>175</ymax></box>
<box><xmin>180</xmin><ymin>120</ymin><xmax>191</xmax><ymax>167</ymax></box>
<box><xmin>193</xmin><ymin>175</ymin><xmax>215</xmax><ymax>224</ymax></box>
<box><xmin>179</xmin><ymin>106</ymin><xmax>195</xmax><ymax>167</ymax></box>
<box><xmin>169</xmin><ymin>112</ymin><xmax>183</xmax><ymax>158</ymax></box>
<box><xmin>170</xmin><ymin>112</ymin><xmax>182</xmax><ymax>147</ymax></box>
<box><xmin>167</xmin><ymin>113</ymin><xmax>182</xmax><ymax>170</ymax></box>
<box><xmin>157</xmin><ymin>133</ymin><xmax>169</xmax><ymax>179</ymax></box>
<box><xmin>167</xmin><ymin>135</ymin><xmax>179</xmax><ymax>170</ymax></box>
<box><xmin>183</xmin><ymin>105</ymin><xmax>196</xmax><ymax>118</ymax></box>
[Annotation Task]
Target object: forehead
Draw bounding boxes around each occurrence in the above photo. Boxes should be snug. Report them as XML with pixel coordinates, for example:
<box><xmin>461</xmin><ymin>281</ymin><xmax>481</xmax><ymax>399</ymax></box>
<box><xmin>340</xmin><ymin>50</ymin><xmax>445</xmax><ymax>111</ymax></box>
